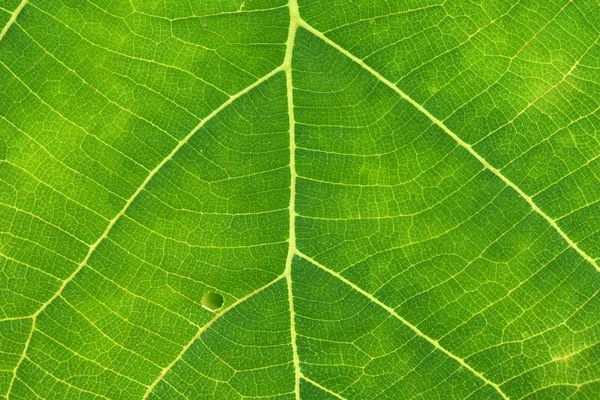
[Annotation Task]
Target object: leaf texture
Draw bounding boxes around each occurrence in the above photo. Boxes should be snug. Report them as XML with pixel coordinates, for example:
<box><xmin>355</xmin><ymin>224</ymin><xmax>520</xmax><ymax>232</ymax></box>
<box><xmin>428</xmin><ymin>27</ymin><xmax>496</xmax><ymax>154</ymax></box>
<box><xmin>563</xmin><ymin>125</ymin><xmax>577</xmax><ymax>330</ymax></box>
<box><xmin>1</xmin><ymin>0</ymin><xmax>600</xmax><ymax>399</ymax></box>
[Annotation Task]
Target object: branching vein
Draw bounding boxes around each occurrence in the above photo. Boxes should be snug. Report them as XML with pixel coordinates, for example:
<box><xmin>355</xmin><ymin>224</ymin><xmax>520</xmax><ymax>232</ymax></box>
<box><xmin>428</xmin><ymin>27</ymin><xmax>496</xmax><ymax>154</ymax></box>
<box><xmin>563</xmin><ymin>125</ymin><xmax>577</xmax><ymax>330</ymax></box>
<box><xmin>5</xmin><ymin>64</ymin><xmax>283</xmax><ymax>398</ymax></box>
<box><xmin>298</xmin><ymin>19</ymin><xmax>600</xmax><ymax>274</ymax></box>
<box><xmin>295</xmin><ymin>250</ymin><xmax>510</xmax><ymax>400</ymax></box>
<box><xmin>0</xmin><ymin>0</ymin><xmax>28</xmax><ymax>42</ymax></box>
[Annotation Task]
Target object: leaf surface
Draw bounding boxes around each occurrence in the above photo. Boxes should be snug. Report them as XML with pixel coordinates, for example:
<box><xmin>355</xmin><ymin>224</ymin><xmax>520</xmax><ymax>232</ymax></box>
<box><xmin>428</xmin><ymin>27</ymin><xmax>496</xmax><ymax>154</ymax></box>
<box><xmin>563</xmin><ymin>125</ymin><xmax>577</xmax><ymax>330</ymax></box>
<box><xmin>1</xmin><ymin>0</ymin><xmax>600</xmax><ymax>399</ymax></box>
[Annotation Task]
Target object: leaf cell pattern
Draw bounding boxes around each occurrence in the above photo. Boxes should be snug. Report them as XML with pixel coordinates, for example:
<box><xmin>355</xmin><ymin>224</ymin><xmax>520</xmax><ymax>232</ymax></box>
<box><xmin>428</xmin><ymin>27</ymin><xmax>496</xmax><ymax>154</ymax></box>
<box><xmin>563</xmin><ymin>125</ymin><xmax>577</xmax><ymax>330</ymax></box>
<box><xmin>1</xmin><ymin>0</ymin><xmax>600</xmax><ymax>399</ymax></box>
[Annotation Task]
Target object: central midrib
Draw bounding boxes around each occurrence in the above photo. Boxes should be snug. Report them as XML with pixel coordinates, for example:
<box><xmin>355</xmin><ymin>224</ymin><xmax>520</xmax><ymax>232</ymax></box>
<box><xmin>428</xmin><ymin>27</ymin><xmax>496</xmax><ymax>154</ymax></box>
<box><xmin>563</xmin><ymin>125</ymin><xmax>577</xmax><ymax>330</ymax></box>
<box><xmin>283</xmin><ymin>0</ymin><xmax>302</xmax><ymax>398</ymax></box>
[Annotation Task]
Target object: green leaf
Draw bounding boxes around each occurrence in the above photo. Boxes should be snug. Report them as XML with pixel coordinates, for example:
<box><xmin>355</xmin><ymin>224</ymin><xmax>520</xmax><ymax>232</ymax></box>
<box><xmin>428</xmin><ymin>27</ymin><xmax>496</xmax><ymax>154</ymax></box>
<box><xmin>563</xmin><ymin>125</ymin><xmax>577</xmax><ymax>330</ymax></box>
<box><xmin>1</xmin><ymin>0</ymin><xmax>600</xmax><ymax>398</ymax></box>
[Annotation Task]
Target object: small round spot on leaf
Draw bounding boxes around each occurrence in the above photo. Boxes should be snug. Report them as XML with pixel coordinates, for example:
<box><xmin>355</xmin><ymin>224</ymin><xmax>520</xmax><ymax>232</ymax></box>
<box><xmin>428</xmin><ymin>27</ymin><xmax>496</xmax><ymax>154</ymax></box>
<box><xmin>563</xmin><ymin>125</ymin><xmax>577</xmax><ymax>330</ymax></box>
<box><xmin>202</xmin><ymin>292</ymin><xmax>223</xmax><ymax>312</ymax></box>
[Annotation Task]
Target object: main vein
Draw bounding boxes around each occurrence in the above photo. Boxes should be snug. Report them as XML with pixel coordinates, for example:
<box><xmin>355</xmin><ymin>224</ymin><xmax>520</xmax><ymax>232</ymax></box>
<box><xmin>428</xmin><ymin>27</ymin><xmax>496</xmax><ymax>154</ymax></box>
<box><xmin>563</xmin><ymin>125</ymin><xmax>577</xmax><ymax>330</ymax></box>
<box><xmin>297</xmin><ymin>19</ymin><xmax>600</xmax><ymax>274</ymax></box>
<box><xmin>283</xmin><ymin>0</ymin><xmax>302</xmax><ymax>398</ymax></box>
<box><xmin>6</xmin><ymin>65</ymin><xmax>283</xmax><ymax>398</ymax></box>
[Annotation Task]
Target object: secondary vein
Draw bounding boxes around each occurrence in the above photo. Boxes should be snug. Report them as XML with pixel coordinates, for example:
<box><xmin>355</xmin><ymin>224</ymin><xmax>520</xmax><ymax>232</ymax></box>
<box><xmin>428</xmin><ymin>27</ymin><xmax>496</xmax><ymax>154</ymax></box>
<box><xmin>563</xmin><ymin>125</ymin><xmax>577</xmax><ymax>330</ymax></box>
<box><xmin>0</xmin><ymin>0</ymin><xmax>28</xmax><ymax>42</ymax></box>
<box><xmin>142</xmin><ymin>275</ymin><xmax>286</xmax><ymax>399</ymax></box>
<box><xmin>298</xmin><ymin>19</ymin><xmax>600</xmax><ymax>274</ymax></box>
<box><xmin>5</xmin><ymin>65</ymin><xmax>283</xmax><ymax>399</ymax></box>
<box><xmin>295</xmin><ymin>250</ymin><xmax>510</xmax><ymax>400</ymax></box>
